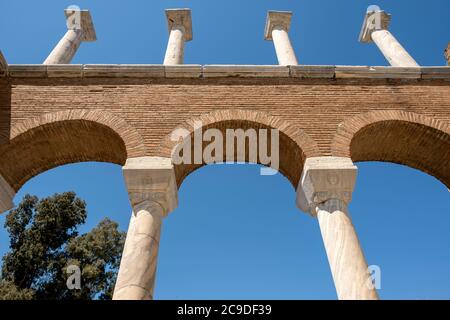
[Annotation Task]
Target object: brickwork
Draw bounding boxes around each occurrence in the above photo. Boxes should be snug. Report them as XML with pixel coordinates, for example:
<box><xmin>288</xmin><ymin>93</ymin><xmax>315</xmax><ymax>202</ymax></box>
<box><xmin>0</xmin><ymin>68</ymin><xmax>449</xmax><ymax>190</ymax></box>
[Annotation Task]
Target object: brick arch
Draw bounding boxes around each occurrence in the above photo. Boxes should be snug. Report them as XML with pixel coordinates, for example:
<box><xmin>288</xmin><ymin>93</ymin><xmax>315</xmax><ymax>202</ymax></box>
<box><xmin>159</xmin><ymin>109</ymin><xmax>321</xmax><ymax>189</ymax></box>
<box><xmin>0</xmin><ymin>110</ymin><xmax>147</xmax><ymax>191</ymax></box>
<box><xmin>332</xmin><ymin>110</ymin><xmax>450</xmax><ymax>188</ymax></box>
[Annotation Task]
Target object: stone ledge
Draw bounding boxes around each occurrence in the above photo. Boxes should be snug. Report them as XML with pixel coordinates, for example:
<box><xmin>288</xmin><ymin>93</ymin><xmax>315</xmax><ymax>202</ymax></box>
<box><xmin>335</xmin><ymin>66</ymin><xmax>422</xmax><ymax>79</ymax></box>
<box><xmin>83</xmin><ymin>64</ymin><xmax>165</xmax><ymax>78</ymax></box>
<box><xmin>3</xmin><ymin>64</ymin><xmax>449</xmax><ymax>80</ymax></box>
<box><xmin>47</xmin><ymin>64</ymin><xmax>83</xmax><ymax>77</ymax></box>
<box><xmin>164</xmin><ymin>64</ymin><xmax>202</xmax><ymax>78</ymax></box>
<box><xmin>421</xmin><ymin>67</ymin><xmax>450</xmax><ymax>80</ymax></box>
<box><xmin>203</xmin><ymin>65</ymin><xmax>290</xmax><ymax>78</ymax></box>
<box><xmin>290</xmin><ymin>65</ymin><xmax>335</xmax><ymax>78</ymax></box>
<box><xmin>7</xmin><ymin>65</ymin><xmax>48</xmax><ymax>78</ymax></box>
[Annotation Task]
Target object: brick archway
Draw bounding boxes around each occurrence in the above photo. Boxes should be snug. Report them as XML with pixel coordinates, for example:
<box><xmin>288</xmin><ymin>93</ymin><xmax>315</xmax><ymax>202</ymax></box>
<box><xmin>159</xmin><ymin>109</ymin><xmax>320</xmax><ymax>189</ymax></box>
<box><xmin>332</xmin><ymin>110</ymin><xmax>450</xmax><ymax>188</ymax></box>
<box><xmin>0</xmin><ymin>110</ymin><xmax>147</xmax><ymax>191</ymax></box>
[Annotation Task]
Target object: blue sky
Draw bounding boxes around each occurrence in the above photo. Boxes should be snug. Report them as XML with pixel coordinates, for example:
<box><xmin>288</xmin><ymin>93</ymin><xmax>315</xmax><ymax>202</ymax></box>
<box><xmin>0</xmin><ymin>0</ymin><xmax>449</xmax><ymax>299</ymax></box>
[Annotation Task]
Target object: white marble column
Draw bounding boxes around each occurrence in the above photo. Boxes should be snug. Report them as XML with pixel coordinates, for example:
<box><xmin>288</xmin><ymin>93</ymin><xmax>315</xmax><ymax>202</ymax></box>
<box><xmin>0</xmin><ymin>174</ymin><xmax>15</xmax><ymax>214</ymax></box>
<box><xmin>113</xmin><ymin>157</ymin><xmax>178</xmax><ymax>300</ymax></box>
<box><xmin>163</xmin><ymin>9</ymin><xmax>193</xmax><ymax>65</ymax></box>
<box><xmin>264</xmin><ymin>11</ymin><xmax>298</xmax><ymax>66</ymax></box>
<box><xmin>44</xmin><ymin>9</ymin><xmax>96</xmax><ymax>64</ymax></box>
<box><xmin>359</xmin><ymin>8</ymin><xmax>419</xmax><ymax>67</ymax></box>
<box><xmin>297</xmin><ymin>157</ymin><xmax>379</xmax><ymax>300</ymax></box>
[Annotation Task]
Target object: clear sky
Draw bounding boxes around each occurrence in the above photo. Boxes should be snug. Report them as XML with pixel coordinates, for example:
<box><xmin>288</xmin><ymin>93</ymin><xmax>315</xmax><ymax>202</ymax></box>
<box><xmin>0</xmin><ymin>0</ymin><xmax>449</xmax><ymax>300</ymax></box>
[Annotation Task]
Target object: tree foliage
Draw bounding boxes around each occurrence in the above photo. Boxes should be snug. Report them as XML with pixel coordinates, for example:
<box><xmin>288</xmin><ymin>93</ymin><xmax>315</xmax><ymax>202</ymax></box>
<box><xmin>0</xmin><ymin>192</ymin><xmax>125</xmax><ymax>300</ymax></box>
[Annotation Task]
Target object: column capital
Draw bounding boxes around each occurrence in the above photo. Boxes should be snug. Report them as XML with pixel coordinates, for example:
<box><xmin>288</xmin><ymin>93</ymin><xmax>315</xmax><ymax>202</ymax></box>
<box><xmin>165</xmin><ymin>8</ymin><xmax>193</xmax><ymax>41</ymax></box>
<box><xmin>123</xmin><ymin>157</ymin><xmax>178</xmax><ymax>216</ymax></box>
<box><xmin>359</xmin><ymin>8</ymin><xmax>391</xmax><ymax>43</ymax></box>
<box><xmin>0</xmin><ymin>173</ymin><xmax>15</xmax><ymax>214</ymax></box>
<box><xmin>296</xmin><ymin>157</ymin><xmax>357</xmax><ymax>216</ymax></box>
<box><xmin>264</xmin><ymin>11</ymin><xmax>293</xmax><ymax>40</ymax></box>
<box><xmin>64</xmin><ymin>8</ymin><xmax>96</xmax><ymax>42</ymax></box>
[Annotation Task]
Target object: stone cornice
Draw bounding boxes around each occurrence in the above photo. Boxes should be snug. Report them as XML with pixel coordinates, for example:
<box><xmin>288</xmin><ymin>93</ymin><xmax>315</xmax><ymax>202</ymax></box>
<box><xmin>1</xmin><ymin>64</ymin><xmax>449</xmax><ymax>80</ymax></box>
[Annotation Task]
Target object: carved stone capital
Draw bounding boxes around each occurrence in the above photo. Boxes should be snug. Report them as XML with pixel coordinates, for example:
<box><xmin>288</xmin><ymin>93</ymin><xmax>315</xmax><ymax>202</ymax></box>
<box><xmin>64</xmin><ymin>8</ymin><xmax>96</xmax><ymax>42</ymax></box>
<box><xmin>123</xmin><ymin>157</ymin><xmax>178</xmax><ymax>216</ymax></box>
<box><xmin>359</xmin><ymin>9</ymin><xmax>391</xmax><ymax>43</ymax></box>
<box><xmin>165</xmin><ymin>8</ymin><xmax>193</xmax><ymax>42</ymax></box>
<box><xmin>296</xmin><ymin>157</ymin><xmax>357</xmax><ymax>216</ymax></box>
<box><xmin>264</xmin><ymin>11</ymin><xmax>293</xmax><ymax>40</ymax></box>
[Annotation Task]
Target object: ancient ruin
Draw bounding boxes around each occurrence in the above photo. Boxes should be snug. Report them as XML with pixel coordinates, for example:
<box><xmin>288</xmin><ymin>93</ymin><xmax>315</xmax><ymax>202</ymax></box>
<box><xmin>0</xmin><ymin>7</ymin><xmax>449</xmax><ymax>300</ymax></box>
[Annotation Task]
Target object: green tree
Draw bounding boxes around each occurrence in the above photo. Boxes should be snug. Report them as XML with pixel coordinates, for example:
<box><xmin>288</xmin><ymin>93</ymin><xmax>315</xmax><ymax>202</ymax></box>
<box><xmin>0</xmin><ymin>192</ymin><xmax>125</xmax><ymax>300</ymax></box>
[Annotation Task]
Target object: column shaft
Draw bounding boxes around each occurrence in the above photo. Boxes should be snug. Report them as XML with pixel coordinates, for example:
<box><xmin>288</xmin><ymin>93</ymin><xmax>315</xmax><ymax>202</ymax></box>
<box><xmin>371</xmin><ymin>29</ymin><xmax>419</xmax><ymax>67</ymax></box>
<box><xmin>271</xmin><ymin>26</ymin><xmax>298</xmax><ymax>65</ymax></box>
<box><xmin>297</xmin><ymin>157</ymin><xmax>379</xmax><ymax>300</ymax></box>
<box><xmin>163</xmin><ymin>26</ymin><xmax>185</xmax><ymax>65</ymax></box>
<box><xmin>316</xmin><ymin>199</ymin><xmax>378</xmax><ymax>300</ymax></box>
<box><xmin>113</xmin><ymin>201</ymin><xmax>163</xmax><ymax>300</ymax></box>
<box><xmin>44</xmin><ymin>29</ymin><xmax>82</xmax><ymax>64</ymax></box>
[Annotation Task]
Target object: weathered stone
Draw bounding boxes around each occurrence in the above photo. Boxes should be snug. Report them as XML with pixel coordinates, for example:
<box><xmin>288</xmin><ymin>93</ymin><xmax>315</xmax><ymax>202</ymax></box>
<box><xmin>203</xmin><ymin>65</ymin><xmax>290</xmax><ymax>77</ymax></box>
<box><xmin>47</xmin><ymin>64</ymin><xmax>83</xmax><ymax>77</ymax></box>
<box><xmin>82</xmin><ymin>64</ymin><xmax>165</xmax><ymax>78</ymax></box>
<box><xmin>335</xmin><ymin>66</ymin><xmax>421</xmax><ymax>79</ymax></box>
<box><xmin>165</xmin><ymin>64</ymin><xmax>202</xmax><ymax>78</ymax></box>
<box><xmin>290</xmin><ymin>65</ymin><xmax>335</xmax><ymax>78</ymax></box>
<box><xmin>163</xmin><ymin>9</ymin><xmax>193</xmax><ymax>65</ymax></box>
<box><xmin>7</xmin><ymin>65</ymin><xmax>47</xmax><ymax>77</ymax></box>
<box><xmin>44</xmin><ymin>9</ymin><xmax>96</xmax><ymax>64</ymax></box>
<box><xmin>359</xmin><ymin>8</ymin><xmax>418</xmax><ymax>67</ymax></box>
<box><xmin>297</xmin><ymin>157</ymin><xmax>379</xmax><ymax>300</ymax></box>
<box><xmin>421</xmin><ymin>66</ymin><xmax>450</xmax><ymax>80</ymax></box>
<box><xmin>113</xmin><ymin>157</ymin><xmax>178</xmax><ymax>300</ymax></box>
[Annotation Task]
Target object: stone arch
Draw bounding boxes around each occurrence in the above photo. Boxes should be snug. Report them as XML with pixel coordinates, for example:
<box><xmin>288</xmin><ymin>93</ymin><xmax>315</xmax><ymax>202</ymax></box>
<box><xmin>159</xmin><ymin>109</ymin><xmax>320</xmax><ymax>189</ymax></box>
<box><xmin>0</xmin><ymin>110</ymin><xmax>147</xmax><ymax>191</ymax></box>
<box><xmin>332</xmin><ymin>110</ymin><xmax>450</xmax><ymax>188</ymax></box>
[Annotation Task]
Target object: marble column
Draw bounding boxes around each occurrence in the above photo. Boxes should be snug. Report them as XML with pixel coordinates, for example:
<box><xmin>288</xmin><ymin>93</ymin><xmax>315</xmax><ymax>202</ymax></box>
<box><xmin>359</xmin><ymin>8</ymin><xmax>419</xmax><ymax>67</ymax></box>
<box><xmin>163</xmin><ymin>9</ymin><xmax>193</xmax><ymax>65</ymax></box>
<box><xmin>264</xmin><ymin>11</ymin><xmax>298</xmax><ymax>66</ymax></box>
<box><xmin>297</xmin><ymin>157</ymin><xmax>379</xmax><ymax>300</ymax></box>
<box><xmin>113</xmin><ymin>157</ymin><xmax>178</xmax><ymax>300</ymax></box>
<box><xmin>44</xmin><ymin>9</ymin><xmax>96</xmax><ymax>64</ymax></box>
<box><xmin>0</xmin><ymin>174</ymin><xmax>15</xmax><ymax>214</ymax></box>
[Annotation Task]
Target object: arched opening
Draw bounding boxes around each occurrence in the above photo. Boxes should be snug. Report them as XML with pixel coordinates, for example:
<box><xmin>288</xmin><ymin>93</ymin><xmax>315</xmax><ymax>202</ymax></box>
<box><xmin>332</xmin><ymin>111</ymin><xmax>450</xmax><ymax>188</ymax></box>
<box><xmin>156</xmin><ymin>163</ymin><xmax>337</xmax><ymax>299</ymax></box>
<box><xmin>0</xmin><ymin>110</ymin><xmax>147</xmax><ymax>193</ymax></box>
<box><xmin>159</xmin><ymin>110</ymin><xmax>320</xmax><ymax>189</ymax></box>
<box><xmin>331</xmin><ymin>111</ymin><xmax>450</xmax><ymax>299</ymax></box>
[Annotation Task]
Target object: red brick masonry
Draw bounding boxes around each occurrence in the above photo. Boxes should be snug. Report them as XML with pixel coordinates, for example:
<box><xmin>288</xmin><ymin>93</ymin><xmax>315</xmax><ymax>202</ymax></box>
<box><xmin>0</xmin><ymin>65</ymin><xmax>449</xmax><ymax>190</ymax></box>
